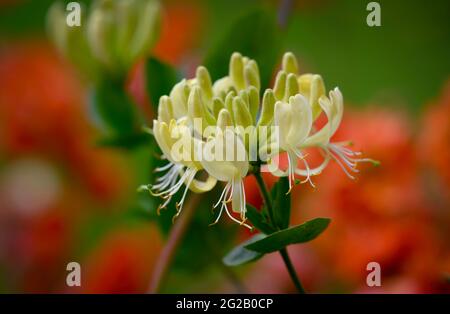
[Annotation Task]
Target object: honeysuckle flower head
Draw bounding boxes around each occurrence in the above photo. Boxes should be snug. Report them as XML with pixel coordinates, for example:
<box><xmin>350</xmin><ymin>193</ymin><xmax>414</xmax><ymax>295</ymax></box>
<box><xmin>47</xmin><ymin>0</ymin><xmax>161</xmax><ymax>77</ymax></box>
<box><xmin>142</xmin><ymin>51</ymin><xmax>377</xmax><ymax>227</ymax></box>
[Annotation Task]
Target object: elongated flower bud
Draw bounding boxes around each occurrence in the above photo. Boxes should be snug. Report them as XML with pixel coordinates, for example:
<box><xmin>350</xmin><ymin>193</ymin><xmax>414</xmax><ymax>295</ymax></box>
<box><xmin>282</xmin><ymin>52</ymin><xmax>299</xmax><ymax>74</ymax></box>
<box><xmin>216</xmin><ymin>109</ymin><xmax>233</xmax><ymax>130</ymax></box>
<box><xmin>284</xmin><ymin>73</ymin><xmax>299</xmax><ymax>101</ymax></box>
<box><xmin>87</xmin><ymin>0</ymin><xmax>117</xmax><ymax>70</ymax></box>
<box><xmin>196</xmin><ymin>66</ymin><xmax>214</xmax><ymax>106</ymax></box>
<box><xmin>258</xmin><ymin>89</ymin><xmax>276</xmax><ymax>126</ymax></box>
<box><xmin>158</xmin><ymin>96</ymin><xmax>174</xmax><ymax>123</ymax></box>
<box><xmin>212</xmin><ymin>97</ymin><xmax>225</xmax><ymax>118</ymax></box>
<box><xmin>299</xmin><ymin>74</ymin><xmax>326</xmax><ymax>119</ymax></box>
<box><xmin>224</xmin><ymin>91</ymin><xmax>236</xmax><ymax>123</ymax></box>
<box><xmin>169</xmin><ymin>80</ymin><xmax>190</xmax><ymax>119</ymax></box>
<box><xmin>247</xmin><ymin>86</ymin><xmax>260</xmax><ymax>122</ymax></box>
<box><xmin>273</xmin><ymin>71</ymin><xmax>287</xmax><ymax>100</ymax></box>
<box><xmin>47</xmin><ymin>2</ymin><xmax>98</xmax><ymax>79</ymax></box>
<box><xmin>230</xmin><ymin>52</ymin><xmax>245</xmax><ymax>90</ymax></box>
<box><xmin>232</xmin><ymin>96</ymin><xmax>253</xmax><ymax>128</ymax></box>
<box><xmin>188</xmin><ymin>86</ymin><xmax>215</xmax><ymax>134</ymax></box>
<box><xmin>127</xmin><ymin>0</ymin><xmax>160</xmax><ymax>65</ymax></box>
<box><xmin>244</xmin><ymin>60</ymin><xmax>260</xmax><ymax>91</ymax></box>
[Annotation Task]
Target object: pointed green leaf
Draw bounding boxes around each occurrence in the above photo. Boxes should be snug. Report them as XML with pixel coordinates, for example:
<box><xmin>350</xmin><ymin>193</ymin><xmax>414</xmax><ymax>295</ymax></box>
<box><xmin>145</xmin><ymin>56</ymin><xmax>178</xmax><ymax>111</ymax></box>
<box><xmin>223</xmin><ymin>233</ymin><xmax>266</xmax><ymax>266</ymax></box>
<box><xmin>245</xmin><ymin>218</ymin><xmax>331</xmax><ymax>254</ymax></box>
<box><xmin>246</xmin><ymin>204</ymin><xmax>276</xmax><ymax>235</ymax></box>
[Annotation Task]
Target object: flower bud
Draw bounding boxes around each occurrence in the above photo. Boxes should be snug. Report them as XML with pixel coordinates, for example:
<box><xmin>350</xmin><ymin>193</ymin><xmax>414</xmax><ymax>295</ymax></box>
<box><xmin>258</xmin><ymin>89</ymin><xmax>276</xmax><ymax>126</ymax></box>
<box><xmin>188</xmin><ymin>86</ymin><xmax>215</xmax><ymax>134</ymax></box>
<box><xmin>230</xmin><ymin>52</ymin><xmax>245</xmax><ymax>90</ymax></box>
<box><xmin>158</xmin><ymin>96</ymin><xmax>173</xmax><ymax>123</ymax></box>
<box><xmin>244</xmin><ymin>60</ymin><xmax>260</xmax><ymax>91</ymax></box>
<box><xmin>284</xmin><ymin>73</ymin><xmax>299</xmax><ymax>101</ymax></box>
<box><xmin>273</xmin><ymin>70</ymin><xmax>287</xmax><ymax>100</ymax></box>
<box><xmin>196</xmin><ymin>66</ymin><xmax>213</xmax><ymax>107</ymax></box>
<box><xmin>299</xmin><ymin>74</ymin><xmax>326</xmax><ymax>119</ymax></box>
<box><xmin>232</xmin><ymin>96</ymin><xmax>253</xmax><ymax>128</ymax></box>
<box><xmin>282</xmin><ymin>52</ymin><xmax>299</xmax><ymax>74</ymax></box>
<box><xmin>247</xmin><ymin>86</ymin><xmax>260</xmax><ymax>122</ymax></box>
<box><xmin>212</xmin><ymin>97</ymin><xmax>225</xmax><ymax>118</ymax></box>
<box><xmin>169</xmin><ymin>80</ymin><xmax>190</xmax><ymax>119</ymax></box>
<box><xmin>86</xmin><ymin>0</ymin><xmax>161</xmax><ymax>74</ymax></box>
<box><xmin>224</xmin><ymin>91</ymin><xmax>236</xmax><ymax>123</ymax></box>
<box><xmin>217</xmin><ymin>109</ymin><xmax>233</xmax><ymax>130</ymax></box>
<box><xmin>212</xmin><ymin>77</ymin><xmax>234</xmax><ymax>96</ymax></box>
<box><xmin>126</xmin><ymin>0</ymin><xmax>160</xmax><ymax>64</ymax></box>
<box><xmin>47</xmin><ymin>2</ymin><xmax>98</xmax><ymax>78</ymax></box>
<box><xmin>87</xmin><ymin>0</ymin><xmax>118</xmax><ymax>70</ymax></box>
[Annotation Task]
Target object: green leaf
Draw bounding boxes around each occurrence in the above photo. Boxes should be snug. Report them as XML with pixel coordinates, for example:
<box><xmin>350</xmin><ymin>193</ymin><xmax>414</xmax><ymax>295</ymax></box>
<box><xmin>272</xmin><ymin>177</ymin><xmax>291</xmax><ymax>229</ymax></box>
<box><xmin>90</xmin><ymin>78</ymin><xmax>138</xmax><ymax>135</ymax></box>
<box><xmin>245</xmin><ymin>218</ymin><xmax>331</xmax><ymax>254</ymax></box>
<box><xmin>145</xmin><ymin>56</ymin><xmax>179</xmax><ymax>111</ymax></box>
<box><xmin>246</xmin><ymin>204</ymin><xmax>276</xmax><ymax>234</ymax></box>
<box><xmin>223</xmin><ymin>233</ymin><xmax>266</xmax><ymax>266</ymax></box>
<box><xmin>204</xmin><ymin>8</ymin><xmax>281</xmax><ymax>91</ymax></box>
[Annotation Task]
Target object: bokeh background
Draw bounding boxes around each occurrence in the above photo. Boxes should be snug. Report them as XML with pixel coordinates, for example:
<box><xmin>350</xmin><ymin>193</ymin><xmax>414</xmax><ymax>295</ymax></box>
<box><xmin>0</xmin><ymin>0</ymin><xmax>449</xmax><ymax>293</ymax></box>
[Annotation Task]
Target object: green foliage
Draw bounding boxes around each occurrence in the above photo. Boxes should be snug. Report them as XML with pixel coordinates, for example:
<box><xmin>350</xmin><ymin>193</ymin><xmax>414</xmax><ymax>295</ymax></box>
<box><xmin>245</xmin><ymin>218</ymin><xmax>331</xmax><ymax>254</ymax></box>
<box><xmin>204</xmin><ymin>8</ymin><xmax>281</xmax><ymax>91</ymax></box>
<box><xmin>271</xmin><ymin>177</ymin><xmax>291</xmax><ymax>230</ymax></box>
<box><xmin>245</xmin><ymin>204</ymin><xmax>276</xmax><ymax>235</ymax></box>
<box><xmin>96</xmin><ymin>132</ymin><xmax>152</xmax><ymax>150</ymax></box>
<box><xmin>90</xmin><ymin>78</ymin><xmax>138</xmax><ymax>135</ymax></box>
<box><xmin>145</xmin><ymin>56</ymin><xmax>179</xmax><ymax>110</ymax></box>
<box><xmin>223</xmin><ymin>234</ymin><xmax>266</xmax><ymax>266</ymax></box>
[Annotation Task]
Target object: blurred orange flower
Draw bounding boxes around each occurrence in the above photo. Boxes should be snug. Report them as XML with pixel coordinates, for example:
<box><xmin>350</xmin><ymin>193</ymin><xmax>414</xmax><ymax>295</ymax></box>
<box><xmin>80</xmin><ymin>224</ymin><xmax>162</xmax><ymax>294</ymax></box>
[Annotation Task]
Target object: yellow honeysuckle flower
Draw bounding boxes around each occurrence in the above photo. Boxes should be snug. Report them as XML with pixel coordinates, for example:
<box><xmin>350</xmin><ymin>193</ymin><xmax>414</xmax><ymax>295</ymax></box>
<box><xmin>200</xmin><ymin>129</ymin><xmax>251</xmax><ymax>229</ymax></box>
<box><xmin>300</xmin><ymin>88</ymin><xmax>378</xmax><ymax>179</ymax></box>
<box><xmin>268</xmin><ymin>94</ymin><xmax>314</xmax><ymax>190</ymax></box>
<box><xmin>139</xmin><ymin>119</ymin><xmax>216</xmax><ymax>218</ymax></box>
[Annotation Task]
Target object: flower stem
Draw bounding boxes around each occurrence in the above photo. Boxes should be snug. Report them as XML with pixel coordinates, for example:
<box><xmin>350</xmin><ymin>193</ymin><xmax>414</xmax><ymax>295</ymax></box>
<box><xmin>148</xmin><ymin>193</ymin><xmax>202</xmax><ymax>293</ymax></box>
<box><xmin>253</xmin><ymin>172</ymin><xmax>306</xmax><ymax>294</ymax></box>
<box><xmin>279</xmin><ymin>248</ymin><xmax>306</xmax><ymax>294</ymax></box>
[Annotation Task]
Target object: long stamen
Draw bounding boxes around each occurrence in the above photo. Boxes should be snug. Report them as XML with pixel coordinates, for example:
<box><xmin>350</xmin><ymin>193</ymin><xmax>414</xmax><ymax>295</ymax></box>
<box><xmin>328</xmin><ymin>143</ymin><xmax>378</xmax><ymax>179</ymax></box>
<box><xmin>155</xmin><ymin>162</ymin><xmax>174</xmax><ymax>172</ymax></box>
<box><xmin>293</xmin><ymin>149</ymin><xmax>315</xmax><ymax>187</ymax></box>
<box><xmin>173</xmin><ymin>169</ymin><xmax>197</xmax><ymax>222</ymax></box>
<box><xmin>223</xmin><ymin>202</ymin><xmax>252</xmax><ymax>229</ymax></box>
<box><xmin>210</xmin><ymin>183</ymin><xmax>231</xmax><ymax>226</ymax></box>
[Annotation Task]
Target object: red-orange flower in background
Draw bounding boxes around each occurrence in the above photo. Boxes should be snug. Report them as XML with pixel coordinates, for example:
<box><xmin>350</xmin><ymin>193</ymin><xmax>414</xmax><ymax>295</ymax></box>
<box><xmin>294</xmin><ymin>108</ymin><xmax>447</xmax><ymax>292</ymax></box>
<box><xmin>418</xmin><ymin>81</ymin><xmax>450</xmax><ymax>204</ymax></box>
<box><xmin>0</xmin><ymin>41</ymin><xmax>134</xmax><ymax>292</ymax></box>
<box><xmin>79</xmin><ymin>224</ymin><xmax>162</xmax><ymax>294</ymax></box>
